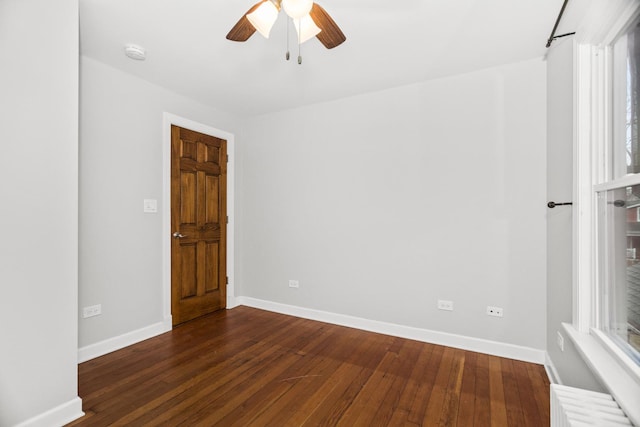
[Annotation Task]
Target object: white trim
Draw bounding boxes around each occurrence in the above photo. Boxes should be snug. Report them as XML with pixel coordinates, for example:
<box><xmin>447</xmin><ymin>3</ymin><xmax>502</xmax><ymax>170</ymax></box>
<box><xmin>573</xmin><ymin>41</ymin><xmax>595</xmax><ymax>332</ymax></box>
<box><xmin>592</xmin><ymin>328</ymin><xmax>640</xmax><ymax>382</ymax></box>
<box><xmin>563</xmin><ymin>322</ymin><xmax>640</xmax><ymax>426</ymax></box>
<box><xmin>77</xmin><ymin>318</ymin><xmax>171</xmax><ymax>363</ymax></box>
<box><xmin>226</xmin><ymin>295</ymin><xmax>241</xmax><ymax>309</ymax></box>
<box><xmin>162</xmin><ymin>113</ymin><xmax>236</xmax><ymax>325</ymax></box>
<box><xmin>237</xmin><ymin>297</ymin><xmax>546</xmax><ymax>364</ymax></box>
<box><xmin>576</xmin><ymin>0</ymin><xmax>640</xmax><ymax>46</ymax></box>
<box><xmin>545</xmin><ymin>352</ymin><xmax>563</xmax><ymax>385</ymax></box>
<box><xmin>14</xmin><ymin>397</ymin><xmax>84</xmax><ymax>427</ymax></box>
<box><xmin>602</xmin><ymin>1</ymin><xmax>640</xmax><ymax>46</ymax></box>
<box><xmin>594</xmin><ymin>174</ymin><xmax>640</xmax><ymax>192</ymax></box>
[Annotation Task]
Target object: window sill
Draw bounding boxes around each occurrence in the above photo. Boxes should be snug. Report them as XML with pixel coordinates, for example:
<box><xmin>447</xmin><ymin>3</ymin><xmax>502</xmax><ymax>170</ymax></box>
<box><xmin>562</xmin><ymin>322</ymin><xmax>640</xmax><ymax>426</ymax></box>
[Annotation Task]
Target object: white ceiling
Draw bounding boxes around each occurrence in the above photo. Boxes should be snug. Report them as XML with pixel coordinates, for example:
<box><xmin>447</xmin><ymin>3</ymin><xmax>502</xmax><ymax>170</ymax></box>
<box><xmin>79</xmin><ymin>0</ymin><xmax>584</xmax><ymax>117</ymax></box>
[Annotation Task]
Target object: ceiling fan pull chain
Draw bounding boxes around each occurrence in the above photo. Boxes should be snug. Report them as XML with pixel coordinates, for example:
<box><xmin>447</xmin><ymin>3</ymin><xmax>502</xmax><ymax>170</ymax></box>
<box><xmin>285</xmin><ymin>16</ymin><xmax>290</xmax><ymax>61</ymax></box>
<box><xmin>297</xmin><ymin>18</ymin><xmax>302</xmax><ymax>65</ymax></box>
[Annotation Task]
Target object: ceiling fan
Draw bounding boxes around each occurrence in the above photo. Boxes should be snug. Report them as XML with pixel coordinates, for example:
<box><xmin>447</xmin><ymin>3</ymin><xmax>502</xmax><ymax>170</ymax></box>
<box><xmin>226</xmin><ymin>0</ymin><xmax>346</xmax><ymax>53</ymax></box>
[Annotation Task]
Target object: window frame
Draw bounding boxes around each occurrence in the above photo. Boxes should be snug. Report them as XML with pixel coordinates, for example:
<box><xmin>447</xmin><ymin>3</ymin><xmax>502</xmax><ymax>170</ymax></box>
<box><xmin>568</xmin><ymin>0</ymin><xmax>640</xmax><ymax>424</ymax></box>
<box><xmin>575</xmin><ymin>0</ymin><xmax>640</xmax><ymax>360</ymax></box>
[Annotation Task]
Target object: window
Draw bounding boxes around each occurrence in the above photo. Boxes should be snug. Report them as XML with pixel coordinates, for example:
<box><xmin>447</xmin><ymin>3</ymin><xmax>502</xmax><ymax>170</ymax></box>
<box><xmin>595</xmin><ymin>18</ymin><xmax>640</xmax><ymax>366</ymax></box>
<box><xmin>597</xmin><ymin>186</ymin><xmax>640</xmax><ymax>362</ymax></box>
<box><xmin>569</xmin><ymin>3</ymin><xmax>640</xmax><ymax>422</ymax></box>
<box><xmin>612</xmin><ymin>20</ymin><xmax>640</xmax><ymax>178</ymax></box>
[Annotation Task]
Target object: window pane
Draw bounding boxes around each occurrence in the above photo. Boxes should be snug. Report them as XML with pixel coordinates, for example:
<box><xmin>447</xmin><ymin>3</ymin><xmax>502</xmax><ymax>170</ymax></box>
<box><xmin>598</xmin><ymin>185</ymin><xmax>640</xmax><ymax>362</ymax></box>
<box><xmin>613</xmin><ymin>21</ymin><xmax>640</xmax><ymax>177</ymax></box>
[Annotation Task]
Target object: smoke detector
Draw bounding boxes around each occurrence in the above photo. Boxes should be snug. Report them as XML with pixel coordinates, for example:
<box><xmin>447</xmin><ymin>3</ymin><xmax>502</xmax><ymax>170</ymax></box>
<box><xmin>124</xmin><ymin>44</ymin><xmax>146</xmax><ymax>61</ymax></box>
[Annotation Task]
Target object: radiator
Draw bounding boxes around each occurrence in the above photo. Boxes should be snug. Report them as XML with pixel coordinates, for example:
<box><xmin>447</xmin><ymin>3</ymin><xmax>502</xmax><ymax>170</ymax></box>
<box><xmin>551</xmin><ymin>384</ymin><xmax>633</xmax><ymax>426</ymax></box>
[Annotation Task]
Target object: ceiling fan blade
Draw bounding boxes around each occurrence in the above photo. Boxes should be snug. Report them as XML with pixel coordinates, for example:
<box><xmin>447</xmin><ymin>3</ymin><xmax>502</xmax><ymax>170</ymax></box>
<box><xmin>226</xmin><ymin>1</ymin><xmax>265</xmax><ymax>42</ymax></box>
<box><xmin>310</xmin><ymin>3</ymin><xmax>346</xmax><ymax>49</ymax></box>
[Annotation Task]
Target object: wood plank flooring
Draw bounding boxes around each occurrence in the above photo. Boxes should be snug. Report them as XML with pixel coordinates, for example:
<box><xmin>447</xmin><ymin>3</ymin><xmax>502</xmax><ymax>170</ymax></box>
<box><xmin>68</xmin><ymin>306</ymin><xmax>550</xmax><ymax>426</ymax></box>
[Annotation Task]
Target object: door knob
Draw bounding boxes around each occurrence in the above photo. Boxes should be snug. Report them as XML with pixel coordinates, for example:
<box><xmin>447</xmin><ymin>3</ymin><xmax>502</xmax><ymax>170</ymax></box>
<box><xmin>172</xmin><ymin>232</ymin><xmax>186</xmax><ymax>239</ymax></box>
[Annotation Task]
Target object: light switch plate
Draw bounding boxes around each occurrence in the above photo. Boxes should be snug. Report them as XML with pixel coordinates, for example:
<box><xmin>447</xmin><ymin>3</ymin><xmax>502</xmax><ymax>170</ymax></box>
<box><xmin>144</xmin><ymin>199</ymin><xmax>158</xmax><ymax>213</ymax></box>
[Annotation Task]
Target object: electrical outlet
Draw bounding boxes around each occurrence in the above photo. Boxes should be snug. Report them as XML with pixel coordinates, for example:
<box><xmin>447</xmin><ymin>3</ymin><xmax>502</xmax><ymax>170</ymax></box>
<box><xmin>82</xmin><ymin>304</ymin><xmax>102</xmax><ymax>318</ymax></box>
<box><xmin>437</xmin><ymin>299</ymin><xmax>454</xmax><ymax>311</ymax></box>
<box><xmin>288</xmin><ymin>280</ymin><xmax>299</xmax><ymax>288</ymax></box>
<box><xmin>486</xmin><ymin>306</ymin><xmax>503</xmax><ymax>317</ymax></box>
<box><xmin>143</xmin><ymin>199</ymin><xmax>158</xmax><ymax>213</ymax></box>
<box><xmin>557</xmin><ymin>331</ymin><xmax>565</xmax><ymax>352</ymax></box>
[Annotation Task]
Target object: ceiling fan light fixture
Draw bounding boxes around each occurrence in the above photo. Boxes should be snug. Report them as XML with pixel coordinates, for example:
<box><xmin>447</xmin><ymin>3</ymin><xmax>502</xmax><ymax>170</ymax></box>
<box><xmin>282</xmin><ymin>0</ymin><xmax>313</xmax><ymax>19</ymax></box>
<box><xmin>246</xmin><ymin>1</ymin><xmax>279</xmax><ymax>38</ymax></box>
<box><xmin>293</xmin><ymin>14</ymin><xmax>321</xmax><ymax>44</ymax></box>
<box><xmin>226</xmin><ymin>0</ymin><xmax>346</xmax><ymax>58</ymax></box>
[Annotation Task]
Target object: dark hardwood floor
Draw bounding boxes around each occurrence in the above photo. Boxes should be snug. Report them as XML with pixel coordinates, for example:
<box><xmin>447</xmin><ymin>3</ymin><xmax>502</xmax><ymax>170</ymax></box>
<box><xmin>67</xmin><ymin>306</ymin><xmax>550</xmax><ymax>426</ymax></box>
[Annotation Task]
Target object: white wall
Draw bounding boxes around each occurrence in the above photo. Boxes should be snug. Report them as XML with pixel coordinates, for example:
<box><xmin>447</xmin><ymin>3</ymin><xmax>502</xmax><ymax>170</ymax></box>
<box><xmin>545</xmin><ymin>38</ymin><xmax>603</xmax><ymax>390</ymax></box>
<box><xmin>0</xmin><ymin>0</ymin><xmax>82</xmax><ymax>425</ymax></box>
<box><xmin>238</xmin><ymin>58</ymin><xmax>548</xmax><ymax>350</ymax></box>
<box><xmin>79</xmin><ymin>57</ymin><xmax>238</xmax><ymax>348</ymax></box>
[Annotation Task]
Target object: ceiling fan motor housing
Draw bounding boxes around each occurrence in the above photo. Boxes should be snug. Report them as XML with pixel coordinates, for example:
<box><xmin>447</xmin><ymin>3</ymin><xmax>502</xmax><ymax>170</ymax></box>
<box><xmin>282</xmin><ymin>0</ymin><xmax>313</xmax><ymax>19</ymax></box>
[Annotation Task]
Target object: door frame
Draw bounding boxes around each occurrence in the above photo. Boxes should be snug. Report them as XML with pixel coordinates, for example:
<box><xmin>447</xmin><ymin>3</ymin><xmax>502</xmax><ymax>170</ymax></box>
<box><xmin>162</xmin><ymin>113</ymin><xmax>236</xmax><ymax>328</ymax></box>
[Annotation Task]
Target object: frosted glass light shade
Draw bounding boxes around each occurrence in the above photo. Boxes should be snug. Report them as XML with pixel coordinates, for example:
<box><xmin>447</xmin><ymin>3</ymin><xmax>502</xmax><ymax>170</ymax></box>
<box><xmin>282</xmin><ymin>0</ymin><xmax>313</xmax><ymax>19</ymax></box>
<box><xmin>247</xmin><ymin>1</ymin><xmax>279</xmax><ymax>38</ymax></box>
<box><xmin>293</xmin><ymin>14</ymin><xmax>321</xmax><ymax>44</ymax></box>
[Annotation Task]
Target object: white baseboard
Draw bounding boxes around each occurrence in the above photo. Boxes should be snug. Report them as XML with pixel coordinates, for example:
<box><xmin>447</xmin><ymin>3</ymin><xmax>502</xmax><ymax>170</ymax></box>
<box><xmin>15</xmin><ymin>397</ymin><xmax>83</xmax><ymax>427</ymax></box>
<box><xmin>78</xmin><ymin>317</ymin><xmax>172</xmax><ymax>363</ymax></box>
<box><xmin>545</xmin><ymin>352</ymin><xmax>563</xmax><ymax>384</ymax></box>
<box><xmin>237</xmin><ymin>297</ymin><xmax>546</xmax><ymax>364</ymax></box>
<box><xmin>227</xmin><ymin>295</ymin><xmax>241</xmax><ymax>309</ymax></box>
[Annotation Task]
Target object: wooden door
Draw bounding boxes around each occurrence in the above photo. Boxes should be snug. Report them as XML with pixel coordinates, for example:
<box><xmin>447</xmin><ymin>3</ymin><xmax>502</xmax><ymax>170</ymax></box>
<box><xmin>171</xmin><ymin>125</ymin><xmax>227</xmax><ymax>326</ymax></box>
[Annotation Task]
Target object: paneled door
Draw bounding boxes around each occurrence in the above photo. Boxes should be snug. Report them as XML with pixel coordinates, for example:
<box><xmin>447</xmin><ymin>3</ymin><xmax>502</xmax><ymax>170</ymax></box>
<box><xmin>171</xmin><ymin>125</ymin><xmax>227</xmax><ymax>326</ymax></box>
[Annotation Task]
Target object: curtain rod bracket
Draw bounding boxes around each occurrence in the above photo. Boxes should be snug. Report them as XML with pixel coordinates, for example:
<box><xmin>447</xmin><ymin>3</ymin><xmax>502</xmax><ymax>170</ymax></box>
<box><xmin>546</xmin><ymin>32</ymin><xmax>576</xmax><ymax>48</ymax></box>
<box><xmin>546</xmin><ymin>0</ymin><xmax>574</xmax><ymax>48</ymax></box>
<box><xmin>548</xmin><ymin>201</ymin><xmax>573</xmax><ymax>208</ymax></box>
